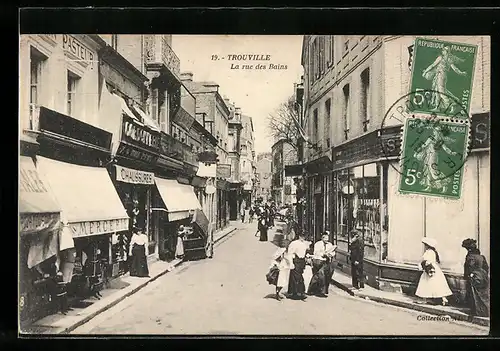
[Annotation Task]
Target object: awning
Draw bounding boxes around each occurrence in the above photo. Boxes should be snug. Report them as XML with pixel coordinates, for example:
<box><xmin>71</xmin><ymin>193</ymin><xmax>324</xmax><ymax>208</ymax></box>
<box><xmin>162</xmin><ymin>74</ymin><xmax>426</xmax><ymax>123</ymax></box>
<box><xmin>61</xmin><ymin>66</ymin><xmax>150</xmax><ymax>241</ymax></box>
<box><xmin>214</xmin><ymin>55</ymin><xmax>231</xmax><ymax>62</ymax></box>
<box><xmin>285</xmin><ymin>164</ymin><xmax>303</xmax><ymax>177</ymax></box>
<box><xmin>305</xmin><ymin>155</ymin><xmax>333</xmax><ymax>175</ymax></box>
<box><xmin>190</xmin><ymin>208</ymin><xmax>209</xmax><ymax>239</ymax></box>
<box><xmin>130</xmin><ymin>104</ymin><xmax>161</xmax><ymax>132</ymax></box>
<box><xmin>19</xmin><ymin>156</ymin><xmax>61</xmax><ymax>235</ymax></box>
<box><xmin>154</xmin><ymin>177</ymin><xmax>202</xmax><ymax>222</ymax></box>
<box><xmin>36</xmin><ymin>157</ymin><xmax>129</xmax><ymax>238</ymax></box>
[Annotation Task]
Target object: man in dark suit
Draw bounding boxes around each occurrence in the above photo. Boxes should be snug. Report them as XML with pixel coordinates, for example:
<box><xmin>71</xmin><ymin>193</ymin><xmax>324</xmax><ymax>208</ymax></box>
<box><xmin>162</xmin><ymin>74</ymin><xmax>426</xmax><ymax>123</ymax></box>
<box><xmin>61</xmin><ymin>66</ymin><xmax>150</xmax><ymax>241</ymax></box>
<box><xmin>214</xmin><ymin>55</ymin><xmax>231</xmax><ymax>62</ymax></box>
<box><xmin>349</xmin><ymin>230</ymin><xmax>365</xmax><ymax>290</ymax></box>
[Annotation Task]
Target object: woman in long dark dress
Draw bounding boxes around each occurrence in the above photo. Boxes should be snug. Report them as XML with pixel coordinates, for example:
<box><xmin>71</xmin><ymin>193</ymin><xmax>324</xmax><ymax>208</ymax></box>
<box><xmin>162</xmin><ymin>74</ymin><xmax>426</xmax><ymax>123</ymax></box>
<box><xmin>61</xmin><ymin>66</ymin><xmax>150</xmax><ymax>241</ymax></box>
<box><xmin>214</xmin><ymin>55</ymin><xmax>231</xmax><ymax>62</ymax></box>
<box><xmin>462</xmin><ymin>238</ymin><xmax>490</xmax><ymax>317</ymax></box>
<box><xmin>286</xmin><ymin>232</ymin><xmax>311</xmax><ymax>300</ymax></box>
<box><xmin>129</xmin><ymin>228</ymin><xmax>150</xmax><ymax>277</ymax></box>
<box><xmin>258</xmin><ymin>214</ymin><xmax>268</xmax><ymax>241</ymax></box>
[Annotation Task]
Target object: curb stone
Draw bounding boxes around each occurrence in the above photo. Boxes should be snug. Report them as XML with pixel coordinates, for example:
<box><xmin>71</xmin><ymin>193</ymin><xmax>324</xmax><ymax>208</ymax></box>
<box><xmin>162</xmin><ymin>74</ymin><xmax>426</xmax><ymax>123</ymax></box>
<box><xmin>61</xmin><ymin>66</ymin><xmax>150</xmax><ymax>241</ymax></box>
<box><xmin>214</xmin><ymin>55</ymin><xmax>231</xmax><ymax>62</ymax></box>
<box><xmin>213</xmin><ymin>228</ymin><xmax>237</xmax><ymax>245</ymax></box>
<box><xmin>59</xmin><ymin>259</ymin><xmax>184</xmax><ymax>334</ymax></box>
<box><xmin>331</xmin><ymin>278</ymin><xmax>489</xmax><ymax>328</ymax></box>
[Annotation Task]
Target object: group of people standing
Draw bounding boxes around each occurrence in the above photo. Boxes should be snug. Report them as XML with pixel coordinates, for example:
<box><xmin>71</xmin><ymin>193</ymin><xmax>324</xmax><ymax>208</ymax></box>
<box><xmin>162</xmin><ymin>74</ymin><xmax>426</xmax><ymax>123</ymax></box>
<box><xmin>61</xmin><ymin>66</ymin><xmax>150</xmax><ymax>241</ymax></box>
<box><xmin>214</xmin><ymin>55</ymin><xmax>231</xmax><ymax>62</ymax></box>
<box><xmin>253</xmin><ymin>202</ymin><xmax>277</xmax><ymax>242</ymax></box>
<box><xmin>264</xmin><ymin>224</ymin><xmax>489</xmax><ymax>318</ymax></box>
<box><xmin>267</xmin><ymin>231</ymin><xmax>337</xmax><ymax>301</ymax></box>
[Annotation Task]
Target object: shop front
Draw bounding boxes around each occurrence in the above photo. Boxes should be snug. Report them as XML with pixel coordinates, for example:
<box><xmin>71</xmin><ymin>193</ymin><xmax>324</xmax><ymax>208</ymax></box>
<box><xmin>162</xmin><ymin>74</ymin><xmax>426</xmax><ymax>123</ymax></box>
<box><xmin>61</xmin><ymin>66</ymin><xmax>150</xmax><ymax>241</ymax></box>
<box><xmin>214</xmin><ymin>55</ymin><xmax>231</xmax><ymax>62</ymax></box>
<box><xmin>330</xmin><ymin>121</ymin><xmax>489</xmax><ymax>303</ymax></box>
<box><xmin>111</xmin><ymin>107</ymin><xmax>161</xmax><ymax>265</ymax></box>
<box><xmin>153</xmin><ymin>177</ymin><xmax>203</xmax><ymax>261</ymax></box>
<box><xmin>32</xmin><ymin>106</ymin><xmax>130</xmax><ymax>302</ymax></box>
<box><xmin>19</xmin><ymin>155</ymin><xmax>61</xmax><ymax>327</ymax></box>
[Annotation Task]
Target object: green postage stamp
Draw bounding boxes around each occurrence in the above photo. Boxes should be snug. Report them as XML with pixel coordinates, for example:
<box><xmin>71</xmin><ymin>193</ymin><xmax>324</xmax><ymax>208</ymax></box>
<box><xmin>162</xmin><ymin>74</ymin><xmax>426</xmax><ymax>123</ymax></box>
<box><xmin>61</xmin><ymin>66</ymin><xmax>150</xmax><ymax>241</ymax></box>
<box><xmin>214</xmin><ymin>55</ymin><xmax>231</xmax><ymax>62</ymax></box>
<box><xmin>408</xmin><ymin>38</ymin><xmax>477</xmax><ymax>118</ymax></box>
<box><xmin>399</xmin><ymin>118</ymin><xmax>469</xmax><ymax>199</ymax></box>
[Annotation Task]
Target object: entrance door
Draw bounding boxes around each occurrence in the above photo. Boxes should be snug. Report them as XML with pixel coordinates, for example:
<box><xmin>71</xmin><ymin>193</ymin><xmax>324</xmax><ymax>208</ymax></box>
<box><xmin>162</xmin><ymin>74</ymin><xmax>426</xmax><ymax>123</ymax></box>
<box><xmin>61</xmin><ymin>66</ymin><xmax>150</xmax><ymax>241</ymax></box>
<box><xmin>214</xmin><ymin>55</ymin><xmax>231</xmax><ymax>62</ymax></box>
<box><xmin>314</xmin><ymin>193</ymin><xmax>324</xmax><ymax>242</ymax></box>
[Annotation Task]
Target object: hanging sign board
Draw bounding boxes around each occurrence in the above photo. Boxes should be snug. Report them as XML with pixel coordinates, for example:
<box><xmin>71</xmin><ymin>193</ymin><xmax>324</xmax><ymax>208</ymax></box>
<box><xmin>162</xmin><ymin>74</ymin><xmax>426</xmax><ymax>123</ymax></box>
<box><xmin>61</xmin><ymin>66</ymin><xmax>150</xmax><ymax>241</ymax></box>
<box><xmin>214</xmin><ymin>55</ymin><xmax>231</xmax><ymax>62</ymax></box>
<box><xmin>115</xmin><ymin>165</ymin><xmax>154</xmax><ymax>185</ymax></box>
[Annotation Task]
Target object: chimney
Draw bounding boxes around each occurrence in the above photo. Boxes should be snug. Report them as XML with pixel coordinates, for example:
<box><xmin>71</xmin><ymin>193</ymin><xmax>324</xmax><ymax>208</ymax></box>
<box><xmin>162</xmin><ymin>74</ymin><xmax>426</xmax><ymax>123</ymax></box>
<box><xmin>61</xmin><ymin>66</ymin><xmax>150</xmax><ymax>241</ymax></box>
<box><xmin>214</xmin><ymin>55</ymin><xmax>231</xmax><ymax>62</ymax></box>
<box><xmin>181</xmin><ymin>72</ymin><xmax>193</xmax><ymax>82</ymax></box>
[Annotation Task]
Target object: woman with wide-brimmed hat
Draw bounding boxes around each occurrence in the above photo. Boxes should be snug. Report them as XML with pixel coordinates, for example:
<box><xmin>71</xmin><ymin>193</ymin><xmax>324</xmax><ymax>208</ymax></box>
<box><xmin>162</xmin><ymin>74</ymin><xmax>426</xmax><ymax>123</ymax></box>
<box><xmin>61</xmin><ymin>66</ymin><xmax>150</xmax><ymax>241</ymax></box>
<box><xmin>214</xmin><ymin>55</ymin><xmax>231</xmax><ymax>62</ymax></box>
<box><xmin>462</xmin><ymin>238</ymin><xmax>490</xmax><ymax>317</ymax></box>
<box><xmin>415</xmin><ymin>237</ymin><xmax>452</xmax><ymax>305</ymax></box>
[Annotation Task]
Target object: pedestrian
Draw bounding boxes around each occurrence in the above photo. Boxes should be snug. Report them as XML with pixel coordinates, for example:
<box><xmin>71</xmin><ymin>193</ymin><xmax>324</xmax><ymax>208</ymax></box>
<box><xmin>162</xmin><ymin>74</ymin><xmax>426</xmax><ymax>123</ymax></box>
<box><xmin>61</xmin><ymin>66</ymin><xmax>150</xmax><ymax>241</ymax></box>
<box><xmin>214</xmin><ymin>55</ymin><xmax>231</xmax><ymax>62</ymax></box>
<box><xmin>240</xmin><ymin>205</ymin><xmax>246</xmax><ymax>223</ymax></box>
<box><xmin>248</xmin><ymin>206</ymin><xmax>254</xmax><ymax>223</ymax></box>
<box><xmin>129</xmin><ymin>228</ymin><xmax>150</xmax><ymax>277</ymax></box>
<box><xmin>258</xmin><ymin>213</ymin><xmax>268</xmax><ymax>241</ymax></box>
<box><xmin>307</xmin><ymin>232</ymin><xmax>337</xmax><ymax>298</ymax></box>
<box><xmin>266</xmin><ymin>247</ymin><xmax>293</xmax><ymax>300</ymax></box>
<box><xmin>348</xmin><ymin>230</ymin><xmax>365</xmax><ymax>290</ymax></box>
<box><xmin>286</xmin><ymin>232</ymin><xmax>311</xmax><ymax>300</ymax></box>
<box><xmin>461</xmin><ymin>238</ymin><xmax>490</xmax><ymax>317</ymax></box>
<box><xmin>415</xmin><ymin>238</ymin><xmax>452</xmax><ymax>306</ymax></box>
<box><xmin>175</xmin><ymin>225</ymin><xmax>186</xmax><ymax>260</ymax></box>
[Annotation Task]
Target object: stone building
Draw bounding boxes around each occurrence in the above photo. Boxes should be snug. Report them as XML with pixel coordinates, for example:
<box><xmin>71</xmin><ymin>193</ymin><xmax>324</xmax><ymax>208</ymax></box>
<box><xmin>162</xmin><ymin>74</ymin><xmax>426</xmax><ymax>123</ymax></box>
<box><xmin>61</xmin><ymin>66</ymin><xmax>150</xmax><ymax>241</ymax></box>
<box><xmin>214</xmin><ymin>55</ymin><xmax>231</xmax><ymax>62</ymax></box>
<box><xmin>240</xmin><ymin>114</ymin><xmax>257</xmax><ymax>206</ymax></box>
<box><xmin>300</xmin><ymin>35</ymin><xmax>490</xmax><ymax>302</ymax></box>
<box><xmin>271</xmin><ymin>139</ymin><xmax>298</xmax><ymax>206</ymax></box>
<box><xmin>255</xmin><ymin>152</ymin><xmax>273</xmax><ymax>203</ymax></box>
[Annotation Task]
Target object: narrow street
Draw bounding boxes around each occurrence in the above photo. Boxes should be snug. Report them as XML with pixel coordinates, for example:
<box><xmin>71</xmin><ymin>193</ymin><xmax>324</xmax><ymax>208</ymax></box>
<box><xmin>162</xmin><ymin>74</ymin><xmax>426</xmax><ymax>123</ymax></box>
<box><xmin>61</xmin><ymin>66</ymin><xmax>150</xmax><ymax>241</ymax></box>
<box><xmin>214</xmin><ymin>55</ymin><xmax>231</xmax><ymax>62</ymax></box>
<box><xmin>71</xmin><ymin>223</ymin><xmax>487</xmax><ymax>336</ymax></box>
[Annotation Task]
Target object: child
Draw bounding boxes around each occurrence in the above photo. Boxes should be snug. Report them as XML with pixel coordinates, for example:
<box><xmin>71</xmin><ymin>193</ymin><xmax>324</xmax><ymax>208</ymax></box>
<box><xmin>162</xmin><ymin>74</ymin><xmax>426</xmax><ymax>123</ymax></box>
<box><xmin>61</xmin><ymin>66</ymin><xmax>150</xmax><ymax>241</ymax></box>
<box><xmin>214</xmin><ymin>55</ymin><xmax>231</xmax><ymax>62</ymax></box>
<box><xmin>268</xmin><ymin>247</ymin><xmax>294</xmax><ymax>300</ymax></box>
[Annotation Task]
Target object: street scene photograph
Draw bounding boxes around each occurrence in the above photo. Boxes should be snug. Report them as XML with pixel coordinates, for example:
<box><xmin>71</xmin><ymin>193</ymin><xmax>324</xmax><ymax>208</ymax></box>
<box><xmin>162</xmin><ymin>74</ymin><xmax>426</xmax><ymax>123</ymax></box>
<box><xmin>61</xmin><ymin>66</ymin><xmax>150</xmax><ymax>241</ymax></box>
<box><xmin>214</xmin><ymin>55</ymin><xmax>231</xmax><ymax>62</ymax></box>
<box><xmin>18</xmin><ymin>33</ymin><xmax>490</xmax><ymax>336</ymax></box>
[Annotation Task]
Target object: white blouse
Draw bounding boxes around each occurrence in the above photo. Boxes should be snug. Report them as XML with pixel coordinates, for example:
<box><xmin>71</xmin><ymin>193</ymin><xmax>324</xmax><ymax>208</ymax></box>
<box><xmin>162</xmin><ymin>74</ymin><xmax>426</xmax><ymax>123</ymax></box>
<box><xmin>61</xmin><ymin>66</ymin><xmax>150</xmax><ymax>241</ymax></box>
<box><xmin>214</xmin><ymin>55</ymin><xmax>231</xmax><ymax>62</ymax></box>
<box><xmin>129</xmin><ymin>233</ymin><xmax>149</xmax><ymax>256</ymax></box>
<box><xmin>287</xmin><ymin>239</ymin><xmax>310</xmax><ymax>259</ymax></box>
<box><xmin>313</xmin><ymin>241</ymin><xmax>336</xmax><ymax>258</ymax></box>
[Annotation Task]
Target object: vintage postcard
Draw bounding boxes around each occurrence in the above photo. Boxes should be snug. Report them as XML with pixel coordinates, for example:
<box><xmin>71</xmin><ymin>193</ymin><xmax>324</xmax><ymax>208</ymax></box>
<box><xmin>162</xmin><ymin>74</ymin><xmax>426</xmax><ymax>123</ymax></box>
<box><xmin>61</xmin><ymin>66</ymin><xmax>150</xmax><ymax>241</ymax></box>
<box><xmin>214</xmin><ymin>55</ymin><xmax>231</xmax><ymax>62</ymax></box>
<box><xmin>19</xmin><ymin>32</ymin><xmax>490</xmax><ymax>336</ymax></box>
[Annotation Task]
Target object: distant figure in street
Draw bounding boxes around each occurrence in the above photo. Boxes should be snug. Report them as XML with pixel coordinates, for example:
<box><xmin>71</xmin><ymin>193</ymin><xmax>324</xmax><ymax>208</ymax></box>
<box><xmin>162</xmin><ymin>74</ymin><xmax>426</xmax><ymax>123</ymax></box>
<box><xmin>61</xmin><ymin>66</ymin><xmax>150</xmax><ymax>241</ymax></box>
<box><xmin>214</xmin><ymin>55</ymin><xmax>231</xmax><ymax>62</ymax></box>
<box><xmin>248</xmin><ymin>206</ymin><xmax>254</xmax><ymax>223</ymax></box>
<box><xmin>462</xmin><ymin>238</ymin><xmax>490</xmax><ymax>317</ymax></box>
<box><xmin>129</xmin><ymin>228</ymin><xmax>150</xmax><ymax>277</ymax></box>
<box><xmin>307</xmin><ymin>232</ymin><xmax>337</xmax><ymax>298</ymax></box>
<box><xmin>415</xmin><ymin>238</ymin><xmax>452</xmax><ymax>306</ymax></box>
<box><xmin>240</xmin><ymin>205</ymin><xmax>246</xmax><ymax>223</ymax></box>
<box><xmin>266</xmin><ymin>247</ymin><xmax>293</xmax><ymax>300</ymax></box>
<box><xmin>286</xmin><ymin>232</ymin><xmax>311</xmax><ymax>300</ymax></box>
<box><xmin>245</xmin><ymin>206</ymin><xmax>250</xmax><ymax>224</ymax></box>
<box><xmin>348</xmin><ymin>230</ymin><xmax>365</xmax><ymax>290</ymax></box>
<box><xmin>175</xmin><ymin>225</ymin><xmax>186</xmax><ymax>260</ymax></box>
<box><xmin>258</xmin><ymin>213</ymin><xmax>268</xmax><ymax>241</ymax></box>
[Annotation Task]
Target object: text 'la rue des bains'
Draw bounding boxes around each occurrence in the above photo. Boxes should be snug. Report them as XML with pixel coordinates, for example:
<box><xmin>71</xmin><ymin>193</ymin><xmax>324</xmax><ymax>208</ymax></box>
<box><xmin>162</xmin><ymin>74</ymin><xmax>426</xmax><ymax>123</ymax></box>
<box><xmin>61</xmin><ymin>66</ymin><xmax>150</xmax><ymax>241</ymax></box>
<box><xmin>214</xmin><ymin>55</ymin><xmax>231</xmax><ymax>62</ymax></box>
<box><xmin>212</xmin><ymin>54</ymin><xmax>287</xmax><ymax>70</ymax></box>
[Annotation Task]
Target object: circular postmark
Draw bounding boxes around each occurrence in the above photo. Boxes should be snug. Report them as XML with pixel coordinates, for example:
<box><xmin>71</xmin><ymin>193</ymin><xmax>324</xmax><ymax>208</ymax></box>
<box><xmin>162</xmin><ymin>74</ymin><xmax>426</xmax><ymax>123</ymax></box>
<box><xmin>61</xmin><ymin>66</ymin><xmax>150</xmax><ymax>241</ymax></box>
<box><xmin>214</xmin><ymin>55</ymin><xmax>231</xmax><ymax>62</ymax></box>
<box><xmin>380</xmin><ymin>90</ymin><xmax>472</xmax><ymax>184</ymax></box>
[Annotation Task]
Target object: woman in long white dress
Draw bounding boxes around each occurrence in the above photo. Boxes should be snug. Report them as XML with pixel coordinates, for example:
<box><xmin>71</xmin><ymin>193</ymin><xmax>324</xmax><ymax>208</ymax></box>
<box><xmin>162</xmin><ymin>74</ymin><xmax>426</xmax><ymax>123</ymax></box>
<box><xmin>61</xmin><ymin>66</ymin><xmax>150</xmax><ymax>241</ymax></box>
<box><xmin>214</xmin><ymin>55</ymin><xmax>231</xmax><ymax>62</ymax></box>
<box><xmin>268</xmin><ymin>247</ymin><xmax>293</xmax><ymax>300</ymax></box>
<box><xmin>415</xmin><ymin>238</ymin><xmax>452</xmax><ymax>305</ymax></box>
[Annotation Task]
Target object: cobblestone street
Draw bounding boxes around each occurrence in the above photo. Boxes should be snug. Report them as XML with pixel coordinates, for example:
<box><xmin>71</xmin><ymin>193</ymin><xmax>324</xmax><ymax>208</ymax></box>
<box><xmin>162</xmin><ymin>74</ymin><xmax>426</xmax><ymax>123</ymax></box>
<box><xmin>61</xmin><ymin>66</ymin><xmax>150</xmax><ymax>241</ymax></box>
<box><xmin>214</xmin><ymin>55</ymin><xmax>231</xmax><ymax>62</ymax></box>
<box><xmin>71</xmin><ymin>223</ymin><xmax>487</xmax><ymax>336</ymax></box>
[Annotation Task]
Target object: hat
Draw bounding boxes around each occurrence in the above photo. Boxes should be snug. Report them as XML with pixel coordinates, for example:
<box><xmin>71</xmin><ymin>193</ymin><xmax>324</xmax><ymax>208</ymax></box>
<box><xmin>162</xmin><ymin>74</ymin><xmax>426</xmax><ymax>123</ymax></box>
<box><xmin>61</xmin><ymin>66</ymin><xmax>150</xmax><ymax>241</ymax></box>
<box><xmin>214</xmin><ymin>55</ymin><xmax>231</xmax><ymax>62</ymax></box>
<box><xmin>422</xmin><ymin>237</ymin><xmax>437</xmax><ymax>249</ymax></box>
<box><xmin>462</xmin><ymin>238</ymin><xmax>477</xmax><ymax>250</ymax></box>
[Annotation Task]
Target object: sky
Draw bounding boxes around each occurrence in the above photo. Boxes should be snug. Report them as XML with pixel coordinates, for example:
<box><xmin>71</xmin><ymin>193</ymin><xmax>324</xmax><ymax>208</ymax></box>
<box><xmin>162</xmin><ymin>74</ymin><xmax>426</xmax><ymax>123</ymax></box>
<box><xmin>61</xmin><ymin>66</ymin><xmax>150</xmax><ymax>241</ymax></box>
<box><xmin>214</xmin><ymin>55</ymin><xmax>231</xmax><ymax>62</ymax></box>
<box><xmin>172</xmin><ymin>35</ymin><xmax>303</xmax><ymax>155</ymax></box>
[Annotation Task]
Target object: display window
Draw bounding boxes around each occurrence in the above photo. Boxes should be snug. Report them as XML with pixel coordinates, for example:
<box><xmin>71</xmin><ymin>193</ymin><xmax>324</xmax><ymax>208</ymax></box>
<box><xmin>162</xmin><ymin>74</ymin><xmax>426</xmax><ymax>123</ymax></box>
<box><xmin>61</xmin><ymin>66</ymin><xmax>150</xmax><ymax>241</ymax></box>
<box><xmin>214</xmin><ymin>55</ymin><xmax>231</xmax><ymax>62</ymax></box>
<box><xmin>334</xmin><ymin>163</ymin><xmax>388</xmax><ymax>262</ymax></box>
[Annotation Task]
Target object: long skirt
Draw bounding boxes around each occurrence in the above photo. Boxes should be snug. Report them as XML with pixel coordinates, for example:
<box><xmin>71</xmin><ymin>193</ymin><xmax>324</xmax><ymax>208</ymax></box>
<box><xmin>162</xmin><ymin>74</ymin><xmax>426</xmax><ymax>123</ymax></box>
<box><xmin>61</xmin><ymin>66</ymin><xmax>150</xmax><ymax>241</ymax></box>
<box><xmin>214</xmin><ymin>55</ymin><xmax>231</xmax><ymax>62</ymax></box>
<box><xmin>175</xmin><ymin>237</ymin><xmax>184</xmax><ymax>258</ymax></box>
<box><xmin>415</xmin><ymin>264</ymin><xmax>452</xmax><ymax>298</ymax></box>
<box><xmin>466</xmin><ymin>271</ymin><xmax>490</xmax><ymax>317</ymax></box>
<box><xmin>288</xmin><ymin>257</ymin><xmax>306</xmax><ymax>296</ymax></box>
<box><xmin>259</xmin><ymin>228</ymin><xmax>268</xmax><ymax>241</ymax></box>
<box><xmin>129</xmin><ymin>244</ymin><xmax>149</xmax><ymax>277</ymax></box>
<box><xmin>307</xmin><ymin>258</ymin><xmax>335</xmax><ymax>296</ymax></box>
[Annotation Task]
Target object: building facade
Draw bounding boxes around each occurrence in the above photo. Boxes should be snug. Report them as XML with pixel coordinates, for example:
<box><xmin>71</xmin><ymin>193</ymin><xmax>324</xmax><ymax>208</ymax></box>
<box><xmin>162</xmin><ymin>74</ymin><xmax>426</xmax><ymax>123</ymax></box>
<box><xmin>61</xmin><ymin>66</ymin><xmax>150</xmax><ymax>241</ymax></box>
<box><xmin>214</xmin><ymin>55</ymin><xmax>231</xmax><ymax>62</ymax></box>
<box><xmin>300</xmin><ymin>35</ymin><xmax>490</xmax><ymax>302</ymax></box>
<box><xmin>19</xmin><ymin>34</ymin><xmax>210</xmax><ymax>327</ymax></box>
<box><xmin>271</xmin><ymin>139</ymin><xmax>298</xmax><ymax>206</ymax></box>
<box><xmin>240</xmin><ymin>114</ymin><xmax>257</xmax><ymax>206</ymax></box>
<box><xmin>255</xmin><ymin>152</ymin><xmax>273</xmax><ymax>202</ymax></box>
<box><xmin>181</xmin><ymin>73</ymin><xmax>231</xmax><ymax>231</ymax></box>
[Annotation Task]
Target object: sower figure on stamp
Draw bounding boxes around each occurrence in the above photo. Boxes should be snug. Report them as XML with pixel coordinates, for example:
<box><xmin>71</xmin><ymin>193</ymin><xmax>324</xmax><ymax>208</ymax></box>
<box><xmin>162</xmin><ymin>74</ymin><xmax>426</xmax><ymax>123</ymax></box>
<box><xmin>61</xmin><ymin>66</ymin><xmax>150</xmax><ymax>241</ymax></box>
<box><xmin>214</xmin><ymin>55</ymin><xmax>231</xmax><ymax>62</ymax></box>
<box><xmin>349</xmin><ymin>230</ymin><xmax>365</xmax><ymax>290</ymax></box>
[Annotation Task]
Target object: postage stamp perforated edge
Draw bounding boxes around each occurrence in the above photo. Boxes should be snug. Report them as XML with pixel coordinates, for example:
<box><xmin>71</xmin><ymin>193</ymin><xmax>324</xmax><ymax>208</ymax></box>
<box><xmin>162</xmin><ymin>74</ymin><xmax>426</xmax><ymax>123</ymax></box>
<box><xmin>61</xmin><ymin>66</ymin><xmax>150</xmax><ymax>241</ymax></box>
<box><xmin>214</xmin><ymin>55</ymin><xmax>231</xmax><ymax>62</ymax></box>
<box><xmin>396</xmin><ymin>115</ymin><xmax>471</xmax><ymax>200</ymax></box>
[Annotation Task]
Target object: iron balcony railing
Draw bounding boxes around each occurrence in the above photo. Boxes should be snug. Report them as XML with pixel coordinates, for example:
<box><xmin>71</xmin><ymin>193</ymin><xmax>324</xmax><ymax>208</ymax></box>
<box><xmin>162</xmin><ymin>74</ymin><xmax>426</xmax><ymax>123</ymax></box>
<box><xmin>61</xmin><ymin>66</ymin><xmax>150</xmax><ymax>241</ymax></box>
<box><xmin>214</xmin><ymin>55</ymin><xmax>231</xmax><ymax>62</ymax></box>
<box><xmin>144</xmin><ymin>35</ymin><xmax>181</xmax><ymax>78</ymax></box>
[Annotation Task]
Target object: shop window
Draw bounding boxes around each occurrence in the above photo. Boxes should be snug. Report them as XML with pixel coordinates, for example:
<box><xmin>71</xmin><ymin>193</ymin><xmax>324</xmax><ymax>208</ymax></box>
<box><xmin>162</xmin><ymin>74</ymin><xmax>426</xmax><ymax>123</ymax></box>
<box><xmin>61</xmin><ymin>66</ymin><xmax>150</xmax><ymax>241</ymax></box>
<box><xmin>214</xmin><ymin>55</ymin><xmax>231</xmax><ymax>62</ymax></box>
<box><xmin>334</xmin><ymin>163</ymin><xmax>385</xmax><ymax>262</ymax></box>
<box><xmin>67</xmin><ymin>70</ymin><xmax>81</xmax><ymax>117</ymax></box>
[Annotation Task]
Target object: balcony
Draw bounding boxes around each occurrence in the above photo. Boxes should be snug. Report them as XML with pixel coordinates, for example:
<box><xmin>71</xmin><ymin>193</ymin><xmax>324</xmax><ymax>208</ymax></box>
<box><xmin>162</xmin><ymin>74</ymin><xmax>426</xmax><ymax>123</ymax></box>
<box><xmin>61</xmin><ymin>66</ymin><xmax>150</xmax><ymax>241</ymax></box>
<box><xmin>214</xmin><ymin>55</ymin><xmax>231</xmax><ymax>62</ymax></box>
<box><xmin>160</xmin><ymin>132</ymin><xmax>198</xmax><ymax>166</ymax></box>
<box><xmin>143</xmin><ymin>35</ymin><xmax>181</xmax><ymax>80</ymax></box>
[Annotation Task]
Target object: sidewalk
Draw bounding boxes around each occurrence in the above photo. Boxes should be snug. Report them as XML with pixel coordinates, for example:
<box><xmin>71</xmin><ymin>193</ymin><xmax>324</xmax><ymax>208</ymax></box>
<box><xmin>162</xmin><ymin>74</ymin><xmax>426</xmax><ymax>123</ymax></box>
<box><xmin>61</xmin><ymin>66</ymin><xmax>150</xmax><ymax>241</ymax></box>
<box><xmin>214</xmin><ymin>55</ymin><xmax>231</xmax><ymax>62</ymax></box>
<box><xmin>22</xmin><ymin>222</ymin><xmax>239</xmax><ymax>335</ymax></box>
<box><xmin>331</xmin><ymin>270</ymin><xmax>490</xmax><ymax>328</ymax></box>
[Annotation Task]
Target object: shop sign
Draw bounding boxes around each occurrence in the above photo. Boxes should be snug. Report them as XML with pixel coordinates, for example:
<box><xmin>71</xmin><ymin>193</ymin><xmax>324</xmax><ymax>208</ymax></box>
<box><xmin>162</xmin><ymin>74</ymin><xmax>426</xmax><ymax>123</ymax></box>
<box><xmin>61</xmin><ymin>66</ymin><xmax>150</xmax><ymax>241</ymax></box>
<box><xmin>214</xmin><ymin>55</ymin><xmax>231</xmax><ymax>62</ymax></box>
<box><xmin>121</xmin><ymin>115</ymin><xmax>160</xmax><ymax>151</ymax></box>
<box><xmin>216</xmin><ymin>164</ymin><xmax>232</xmax><ymax>179</ymax></box>
<box><xmin>379</xmin><ymin>126</ymin><xmax>402</xmax><ymax>158</ymax></box>
<box><xmin>62</xmin><ymin>34</ymin><xmax>95</xmax><ymax>63</ymax></box>
<box><xmin>19</xmin><ymin>213</ymin><xmax>60</xmax><ymax>235</ymax></box>
<box><xmin>115</xmin><ymin>165</ymin><xmax>154</xmax><ymax>185</ymax></box>
<box><xmin>159</xmin><ymin>132</ymin><xmax>183</xmax><ymax>162</ymax></box>
<box><xmin>69</xmin><ymin>218</ymin><xmax>129</xmax><ymax>238</ymax></box>
<box><xmin>38</xmin><ymin>107</ymin><xmax>112</xmax><ymax>151</ymax></box>
<box><xmin>117</xmin><ymin>143</ymin><xmax>158</xmax><ymax>164</ymax></box>
<box><xmin>471</xmin><ymin>112</ymin><xmax>490</xmax><ymax>149</ymax></box>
